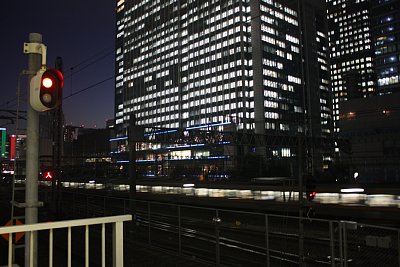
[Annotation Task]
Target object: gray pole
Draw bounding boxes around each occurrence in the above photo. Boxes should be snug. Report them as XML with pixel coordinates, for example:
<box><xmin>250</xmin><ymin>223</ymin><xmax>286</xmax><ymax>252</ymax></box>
<box><xmin>298</xmin><ymin>135</ymin><xmax>305</xmax><ymax>266</ymax></box>
<box><xmin>25</xmin><ymin>32</ymin><xmax>42</xmax><ymax>267</ymax></box>
<box><xmin>128</xmin><ymin>115</ymin><xmax>137</xmax><ymax>234</ymax></box>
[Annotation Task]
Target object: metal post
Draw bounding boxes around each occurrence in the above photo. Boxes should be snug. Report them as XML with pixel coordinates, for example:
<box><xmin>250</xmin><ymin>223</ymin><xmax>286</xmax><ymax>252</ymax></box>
<box><xmin>129</xmin><ymin>116</ymin><xmax>137</xmax><ymax>235</ymax></box>
<box><xmin>53</xmin><ymin>57</ymin><xmax>63</xmax><ymax>219</ymax></box>
<box><xmin>113</xmin><ymin>221</ymin><xmax>124</xmax><ymax>267</ymax></box>
<box><xmin>265</xmin><ymin>214</ymin><xmax>270</xmax><ymax>267</ymax></box>
<box><xmin>329</xmin><ymin>221</ymin><xmax>335</xmax><ymax>267</ymax></box>
<box><xmin>298</xmin><ymin>135</ymin><xmax>305</xmax><ymax>266</ymax></box>
<box><xmin>339</xmin><ymin>222</ymin><xmax>344</xmax><ymax>267</ymax></box>
<box><xmin>398</xmin><ymin>230</ymin><xmax>400</xmax><ymax>267</ymax></box>
<box><xmin>343</xmin><ymin>223</ymin><xmax>348</xmax><ymax>267</ymax></box>
<box><xmin>25</xmin><ymin>32</ymin><xmax>42</xmax><ymax>267</ymax></box>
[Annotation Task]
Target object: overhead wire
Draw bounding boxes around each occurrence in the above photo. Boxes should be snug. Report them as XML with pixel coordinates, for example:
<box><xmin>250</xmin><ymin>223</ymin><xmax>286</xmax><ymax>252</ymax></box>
<box><xmin>63</xmin><ymin>75</ymin><xmax>115</xmax><ymax>100</ymax></box>
<box><xmin>1</xmin><ymin>46</ymin><xmax>115</xmax><ymax>108</ymax></box>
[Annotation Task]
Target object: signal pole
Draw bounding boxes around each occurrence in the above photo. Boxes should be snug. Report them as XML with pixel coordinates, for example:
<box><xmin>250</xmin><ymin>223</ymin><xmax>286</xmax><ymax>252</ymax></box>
<box><xmin>53</xmin><ymin>57</ymin><xmax>63</xmax><ymax>218</ymax></box>
<box><xmin>24</xmin><ymin>32</ymin><xmax>43</xmax><ymax>267</ymax></box>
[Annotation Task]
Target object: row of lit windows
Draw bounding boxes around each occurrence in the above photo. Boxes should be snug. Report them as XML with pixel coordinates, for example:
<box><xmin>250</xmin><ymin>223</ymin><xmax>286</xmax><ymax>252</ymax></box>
<box><xmin>329</xmin><ymin>9</ymin><xmax>369</xmax><ymax>22</ymax></box>
<box><xmin>331</xmin><ymin>46</ymin><xmax>372</xmax><ymax>57</ymax></box>
<box><xmin>378</xmin><ymin>75</ymin><xmax>399</xmax><ymax>86</ymax></box>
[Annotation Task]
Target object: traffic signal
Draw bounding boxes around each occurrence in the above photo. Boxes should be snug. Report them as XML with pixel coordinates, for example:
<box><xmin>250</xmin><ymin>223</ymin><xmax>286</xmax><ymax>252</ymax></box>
<box><xmin>30</xmin><ymin>68</ymin><xmax>63</xmax><ymax>112</ymax></box>
<box><xmin>306</xmin><ymin>190</ymin><xmax>317</xmax><ymax>201</ymax></box>
<box><xmin>305</xmin><ymin>175</ymin><xmax>317</xmax><ymax>201</ymax></box>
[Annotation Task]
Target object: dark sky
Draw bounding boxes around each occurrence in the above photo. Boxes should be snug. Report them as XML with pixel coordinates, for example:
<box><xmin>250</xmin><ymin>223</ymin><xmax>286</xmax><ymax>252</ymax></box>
<box><xmin>0</xmin><ymin>1</ymin><xmax>116</xmax><ymax>131</ymax></box>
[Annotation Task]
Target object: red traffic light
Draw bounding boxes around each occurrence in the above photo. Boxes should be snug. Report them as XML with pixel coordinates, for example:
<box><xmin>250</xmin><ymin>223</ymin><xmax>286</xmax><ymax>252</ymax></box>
<box><xmin>306</xmin><ymin>191</ymin><xmax>317</xmax><ymax>201</ymax></box>
<box><xmin>42</xmin><ymin>77</ymin><xmax>53</xmax><ymax>88</ymax></box>
<box><xmin>40</xmin><ymin>69</ymin><xmax>63</xmax><ymax>109</ymax></box>
<box><xmin>30</xmin><ymin>68</ymin><xmax>64</xmax><ymax>112</ymax></box>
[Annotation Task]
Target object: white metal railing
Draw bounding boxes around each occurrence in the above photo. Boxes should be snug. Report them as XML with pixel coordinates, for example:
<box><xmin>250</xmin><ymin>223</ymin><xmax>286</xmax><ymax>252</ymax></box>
<box><xmin>0</xmin><ymin>215</ymin><xmax>132</xmax><ymax>267</ymax></box>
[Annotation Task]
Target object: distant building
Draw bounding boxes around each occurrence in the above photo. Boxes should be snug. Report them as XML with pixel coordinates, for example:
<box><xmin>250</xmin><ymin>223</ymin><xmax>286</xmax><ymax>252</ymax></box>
<box><xmin>372</xmin><ymin>0</ymin><xmax>400</xmax><ymax>95</ymax></box>
<box><xmin>113</xmin><ymin>0</ymin><xmax>333</xmax><ymax>180</ymax></box>
<box><xmin>338</xmin><ymin>92</ymin><xmax>400</xmax><ymax>182</ymax></box>
<box><xmin>327</xmin><ymin>0</ymin><xmax>400</xmax><ymax>134</ymax></box>
<box><xmin>327</xmin><ymin>0</ymin><xmax>376</xmax><ymax>133</ymax></box>
<box><xmin>63</xmin><ymin>126</ymin><xmax>111</xmax><ymax>179</ymax></box>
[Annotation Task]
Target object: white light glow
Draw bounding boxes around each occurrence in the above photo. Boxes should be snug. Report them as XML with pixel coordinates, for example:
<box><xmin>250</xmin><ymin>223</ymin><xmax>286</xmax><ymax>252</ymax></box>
<box><xmin>340</xmin><ymin>188</ymin><xmax>364</xmax><ymax>193</ymax></box>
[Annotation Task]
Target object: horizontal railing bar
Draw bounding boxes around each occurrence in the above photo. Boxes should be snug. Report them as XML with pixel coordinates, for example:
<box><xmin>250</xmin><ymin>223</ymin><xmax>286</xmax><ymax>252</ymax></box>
<box><xmin>0</xmin><ymin>215</ymin><xmax>132</xmax><ymax>234</ymax></box>
<box><xmin>63</xmin><ymin>190</ymin><xmax>400</xmax><ymax>232</ymax></box>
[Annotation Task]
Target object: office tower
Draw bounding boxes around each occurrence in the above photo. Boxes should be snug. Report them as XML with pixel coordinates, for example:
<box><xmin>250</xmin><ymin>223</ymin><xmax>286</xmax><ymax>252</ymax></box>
<box><xmin>372</xmin><ymin>0</ymin><xmax>400</xmax><ymax>94</ymax></box>
<box><xmin>113</xmin><ymin>0</ymin><xmax>332</xmax><ymax>179</ymax></box>
<box><xmin>297</xmin><ymin>0</ymin><xmax>333</xmax><ymax>171</ymax></box>
<box><xmin>326</xmin><ymin>0</ymin><xmax>376</xmax><ymax>133</ymax></box>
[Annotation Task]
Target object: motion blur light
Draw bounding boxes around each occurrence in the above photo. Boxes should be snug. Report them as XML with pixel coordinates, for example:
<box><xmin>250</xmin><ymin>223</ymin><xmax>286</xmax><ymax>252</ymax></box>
<box><xmin>340</xmin><ymin>188</ymin><xmax>364</xmax><ymax>193</ymax></box>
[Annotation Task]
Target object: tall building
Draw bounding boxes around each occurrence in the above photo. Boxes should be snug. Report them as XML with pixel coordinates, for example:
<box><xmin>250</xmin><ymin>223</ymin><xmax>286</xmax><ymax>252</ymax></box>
<box><xmin>113</xmin><ymin>0</ymin><xmax>332</xmax><ymax>180</ymax></box>
<box><xmin>327</xmin><ymin>0</ymin><xmax>400</xmax><ymax>128</ymax></box>
<box><xmin>326</xmin><ymin>0</ymin><xmax>376</xmax><ymax>134</ymax></box>
<box><xmin>297</xmin><ymin>0</ymin><xmax>333</xmax><ymax>171</ymax></box>
<box><xmin>372</xmin><ymin>0</ymin><xmax>400</xmax><ymax>94</ymax></box>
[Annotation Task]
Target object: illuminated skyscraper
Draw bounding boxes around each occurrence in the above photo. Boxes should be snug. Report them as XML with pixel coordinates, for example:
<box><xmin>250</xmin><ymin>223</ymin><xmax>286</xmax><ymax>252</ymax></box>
<box><xmin>327</xmin><ymin>0</ymin><xmax>400</xmax><ymax>143</ymax></box>
<box><xmin>326</xmin><ymin>0</ymin><xmax>376</xmax><ymax>133</ymax></box>
<box><xmin>372</xmin><ymin>0</ymin><xmax>400</xmax><ymax>94</ymax></box>
<box><xmin>113</xmin><ymin>0</ymin><xmax>332</xmax><ymax>178</ymax></box>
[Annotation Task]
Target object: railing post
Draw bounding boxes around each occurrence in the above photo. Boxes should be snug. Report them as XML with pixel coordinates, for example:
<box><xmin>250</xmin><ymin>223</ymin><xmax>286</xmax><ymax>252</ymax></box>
<box><xmin>398</xmin><ymin>230</ymin><xmax>400</xmax><ymax>267</ymax></box>
<box><xmin>8</xmin><ymin>233</ymin><xmax>12</xmax><ymax>267</ymax></box>
<box><xmin>178</xmin><ymin>205</ymin><xmax>182</xmax><ymax>255</ymax></box>
<box><xmin>338</xmin><ymin>222</ymin><xmax>343</xmax><ymax>267</ymax></box>
<box><xmin>113</xmin><ymin>221</ymin><xmax>124</xmax><ymax>267</ymax></box>
<box><xmin>68</xmin><ymin>227</ymin><xmax>71</xmax><ymax>267</ymax></box>
<box><xmin>343</xmin><ymin>222</ymin><xmax>348</xmax><ymax>267</ymax></box>
<box><xmin>329</xmin><ymin>221</ymin><xmax>335</xmax><ymax>267</ymax></box>
<box><xmin>85</xmin><ymin>225</ymin><xmax>89</xmax><ymax>267</ymax></box>
<box><xmin>265</xmin><ymin>214</ymin><xmax>270</xmax><ymax>267</ymax></box>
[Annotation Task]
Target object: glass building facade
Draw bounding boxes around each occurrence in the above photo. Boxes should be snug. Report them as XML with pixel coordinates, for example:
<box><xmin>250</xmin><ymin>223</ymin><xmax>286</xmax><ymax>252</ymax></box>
<box><xmin>113</xmin><ymin>0</ymin><xmax>332</xmax><ymax>178</ymax></box>
<box><xmin>372</xmin><ymin>0</ymin><xmax>400</xmax><ymax>94</ymax></box>
<box><xmin>327</xmin><ymin>0</ymin><xmax>376</xmax><ymax>133</ymax></box>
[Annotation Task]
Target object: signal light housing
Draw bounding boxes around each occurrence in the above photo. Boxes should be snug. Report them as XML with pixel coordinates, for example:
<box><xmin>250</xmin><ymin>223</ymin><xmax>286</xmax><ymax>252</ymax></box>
<box><xmin>305</xmin><ymin>174</ymin><xmax>317</xmax><ymax>201</ymax></box>
<box><xmin>306</xmin><ymin>191</ymin><xmax>317</xmax><ymax>201</ymax></box>
<box><xmin>30</xmin><ymin>68</ymin><xmax>63</xmax><ymax>112</ymax></box>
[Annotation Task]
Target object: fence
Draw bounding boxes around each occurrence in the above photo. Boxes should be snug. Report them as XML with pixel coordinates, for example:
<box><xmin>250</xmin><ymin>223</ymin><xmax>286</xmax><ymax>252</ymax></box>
<box><xmin>58</xmin><ymin>191</ymin><xmax>400</xmax><ymax>267</ymax></box>
<box><xmin>0</xmin><ymin>215</ymin><xmax>132</xmax><ymax>267</ymax></box>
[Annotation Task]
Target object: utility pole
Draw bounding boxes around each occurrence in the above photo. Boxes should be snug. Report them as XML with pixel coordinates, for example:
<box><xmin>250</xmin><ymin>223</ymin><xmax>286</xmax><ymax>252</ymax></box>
<box><xmin>128</xmin><ymin>115</ymin><xmax>137</xmax><ymax>266</ymax></box>
<box><xmin>298</xmin><ymin>135</ymin><xmax>305</xmax><ymax>267</ymax></box>
<box><xmin>128</xmin><ymin>115</ymin><xmax>137</xmax><ymax>234</ymax></box>
<box><xmin>53</xmin><ymin>57</ymin><xmax>63</xmax><ymax>219</ymax></box>
<box><xmin>24</xmin><ymin>32</ymin><xmax>43</xmax><ymax>267</ymax></box>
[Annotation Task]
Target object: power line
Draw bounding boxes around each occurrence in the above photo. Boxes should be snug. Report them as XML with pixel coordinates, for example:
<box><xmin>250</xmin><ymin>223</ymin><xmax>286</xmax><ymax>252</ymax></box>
<box><xmin>64</xmin><ymin>45</ymin><xmax>115</xmax><ymax>74</ymax></box>
<box><xmin>1</xmin><ymin>46</ymin><xmax>115</xmax><ymax>108</ymax></box>
<box><xmin>64</xmin><ymin>48</ymin><xmax>115</xmax><ymax>79</ymax></box>
<box><xmin>63</xmin><ymin>75</ymin><xmax>115</xmax><ymax>100</ymax></box>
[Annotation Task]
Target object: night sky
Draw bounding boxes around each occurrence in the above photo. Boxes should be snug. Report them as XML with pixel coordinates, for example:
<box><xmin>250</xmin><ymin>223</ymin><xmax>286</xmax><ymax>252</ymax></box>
<box><xmin>0</xmin><ymin>1</ymin><xmax>116</xmax><ymax>131</ymax></box>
